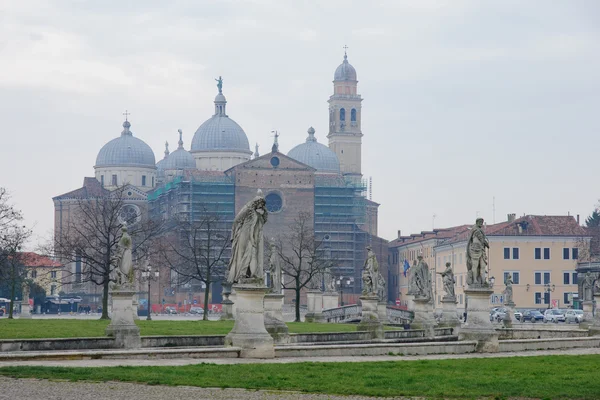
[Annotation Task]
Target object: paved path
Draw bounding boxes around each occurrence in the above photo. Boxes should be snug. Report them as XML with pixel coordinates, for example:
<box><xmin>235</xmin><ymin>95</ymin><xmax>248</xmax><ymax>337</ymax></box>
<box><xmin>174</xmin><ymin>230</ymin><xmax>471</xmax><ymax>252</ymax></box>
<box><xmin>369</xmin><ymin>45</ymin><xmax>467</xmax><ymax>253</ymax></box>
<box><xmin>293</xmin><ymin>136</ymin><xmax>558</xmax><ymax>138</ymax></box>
<box><xmin>2</xmin><ymin>347</ymin><xmax>599</xmax><ymax>368</ymax></box>
<box><xmin>0</xmin><ymin>377</ymin><xmax>400</xmax><ymax>400</ymax></box>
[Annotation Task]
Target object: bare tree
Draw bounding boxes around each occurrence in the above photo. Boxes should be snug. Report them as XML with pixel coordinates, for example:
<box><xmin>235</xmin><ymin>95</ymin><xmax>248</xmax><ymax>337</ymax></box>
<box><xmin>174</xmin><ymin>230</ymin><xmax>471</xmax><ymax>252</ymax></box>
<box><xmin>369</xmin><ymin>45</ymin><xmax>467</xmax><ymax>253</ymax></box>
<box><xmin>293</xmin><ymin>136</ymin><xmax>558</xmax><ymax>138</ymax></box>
<box><xmin>155</xmin><ymin>210</ymin><xmax>229</xmax><ymax>320</ymax></box>
<box><xmin>0</xmin><ymin>188</ymin><xmax>32</xmax><ymax>318</ymax></box>
<box><xmin>52</xmin><ymin>186</ymin><xmax>161</xmax><ymax>320</ymax></box>
<box><xmin>278</xmin><ymin>212</ymin><xmax>333</xmax><ymax>322</ymax></box>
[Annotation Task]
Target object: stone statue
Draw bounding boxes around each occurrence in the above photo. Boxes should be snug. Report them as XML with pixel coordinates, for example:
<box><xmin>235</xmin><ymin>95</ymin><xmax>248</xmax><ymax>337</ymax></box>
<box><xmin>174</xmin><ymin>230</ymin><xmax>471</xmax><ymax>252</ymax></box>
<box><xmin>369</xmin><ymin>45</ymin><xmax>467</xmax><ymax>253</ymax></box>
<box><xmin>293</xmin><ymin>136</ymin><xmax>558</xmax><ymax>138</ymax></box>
<box><xmin>227</xmin><ymin>190</ymin><xmax>268</xmax><ymax>283</ymax></box>
<box><xmin>503</xmin><ymin>274</ymin><xmax>514</xmax><ymax>304</ymax></box>
<box><xmin>22</xmin><ymin>283</ymin><xmax>30</xmax><ymax>300</ymax></box>
<box><xmin>267</xmin><ymin>239</ymin><xmax>281</xmax><ymax>293</ymax></box>
<box><xmin>215</xmin><ymin>76</ymin><xmax>223</xmax><ymax>93</ymax></box>
<box><xmin>362</xmin><ymin>246</ymin><xmax>379</xmax><ymax>295</ymax></box>
<box><xmin>407</xmin><ymin>260</ymin><xmax>417</xmax><ymax>295</ymax></box>
<box><xmin>466</xmin><ymin>218</ymin><xmax>489</xmax><ymax>286</ymax></box>
<box><xmin>582</xmin><ymin>271</ymin><xmax>596</xmax><ymax>301</ymax></box>
<box><xmin>414</xmin><ymin>255</ymin><xmax>432</xmax><ymax>301</ymax></box>
<box><xmin>115</xmin><ymin>225</ymin><xmax>133</xmax><ymax>286</ymax></box>
<box><xmin>377</xmin><ymin>273</ymin><xmax>386</xmax><ymax>302</ymax></box>
<box><xmin>437</xmin><ymin>262</ymin><xmax>455</xmax><ymax>299</ymax></box>
<box><xmin>361</xmin><ymin>269</ymin><xmax>373</xmax><ymax>295</ymax></box>
<box><xmin>324</xmin><ymin>267</ymin><xmax>336</xmax><ymax>293</ymax></box>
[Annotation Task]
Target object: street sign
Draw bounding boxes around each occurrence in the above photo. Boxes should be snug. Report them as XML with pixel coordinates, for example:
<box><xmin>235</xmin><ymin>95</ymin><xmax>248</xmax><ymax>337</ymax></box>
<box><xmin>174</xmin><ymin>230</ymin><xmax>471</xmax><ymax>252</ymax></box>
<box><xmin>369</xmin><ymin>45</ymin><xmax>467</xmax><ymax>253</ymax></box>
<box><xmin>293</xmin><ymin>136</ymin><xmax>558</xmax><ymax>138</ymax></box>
<box><xmin>395</xmin><ymin>299</ymin><xmax>401</xmax><ymax>306</ymax></box>
<box><xmin>490</xmin><ymin>294</ymin><xmax>504</xmax><ymax>305</ymax></box>
<box><xmin>193</xmin><ymin>299</ymin><xmax>198</xmax><ymax>304</ymax></box>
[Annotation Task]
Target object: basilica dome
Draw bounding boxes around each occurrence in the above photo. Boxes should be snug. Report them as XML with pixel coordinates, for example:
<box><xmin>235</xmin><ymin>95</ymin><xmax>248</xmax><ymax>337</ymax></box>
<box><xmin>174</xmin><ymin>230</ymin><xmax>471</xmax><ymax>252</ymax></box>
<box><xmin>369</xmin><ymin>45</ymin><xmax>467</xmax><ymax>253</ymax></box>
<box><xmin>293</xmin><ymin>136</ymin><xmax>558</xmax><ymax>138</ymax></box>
<box><xmin>287</xmin><ymin>127</ymin><xmax>340</xmax><ymax>173</ymax></box>
<box><xmin>95</xmin><ymin>121</ymin><xmax>156</xmax><ymax>168</ymax></box>
<box><xmin>334</xmin><ymin>53</ymin><xmax>357</xmax><ymax>81</ymax></box>
<box><xmin>164</xmin><ymin>130</ymin><xmax>196</xmax><ymax>170</ymax></box>
<box><xmin>191</xmin><ymin>93</ymin><xmax>250</xmax><ymax>153</ymax></box>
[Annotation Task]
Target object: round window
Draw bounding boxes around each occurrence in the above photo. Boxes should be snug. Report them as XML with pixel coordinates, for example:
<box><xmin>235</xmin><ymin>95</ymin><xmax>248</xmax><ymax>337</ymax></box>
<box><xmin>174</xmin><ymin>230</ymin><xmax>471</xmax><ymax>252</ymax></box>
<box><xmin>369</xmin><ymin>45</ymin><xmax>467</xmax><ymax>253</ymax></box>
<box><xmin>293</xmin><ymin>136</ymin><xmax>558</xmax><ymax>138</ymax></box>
<box><xmin>270</xmin><ymin>156</ymin><xmax>280</xmax><ymax>168</ymax></box>
<box><xmin>265</xmin><ymin>193</ymin><xmax>283</xmax><ymax>213</ymax></box>
<box><xmin>118</xmin><ymin>204</ymin><xmax>141</xmax><ymax>226</ymax></box>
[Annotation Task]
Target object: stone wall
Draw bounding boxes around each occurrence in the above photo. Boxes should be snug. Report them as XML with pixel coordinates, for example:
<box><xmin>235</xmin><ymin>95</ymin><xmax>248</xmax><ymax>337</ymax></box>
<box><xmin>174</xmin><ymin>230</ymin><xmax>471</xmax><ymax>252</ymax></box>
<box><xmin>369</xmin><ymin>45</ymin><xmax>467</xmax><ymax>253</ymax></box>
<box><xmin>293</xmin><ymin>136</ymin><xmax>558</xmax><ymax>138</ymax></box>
<box><xmin>497</xmin><ymin>328</ymin><xmax>588</xmax><ymax>340</ymax></box>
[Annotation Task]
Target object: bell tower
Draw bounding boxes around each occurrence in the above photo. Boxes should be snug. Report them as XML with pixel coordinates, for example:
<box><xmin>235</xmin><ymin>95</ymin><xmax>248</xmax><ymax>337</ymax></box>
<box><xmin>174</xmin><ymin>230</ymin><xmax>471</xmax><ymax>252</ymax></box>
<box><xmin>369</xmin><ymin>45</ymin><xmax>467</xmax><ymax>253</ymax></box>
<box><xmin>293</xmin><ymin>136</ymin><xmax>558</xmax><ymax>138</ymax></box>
<box><xmin>327</xmin><ymin>48</ymin><xmax>363</xmax><ymax>182</ymax></box>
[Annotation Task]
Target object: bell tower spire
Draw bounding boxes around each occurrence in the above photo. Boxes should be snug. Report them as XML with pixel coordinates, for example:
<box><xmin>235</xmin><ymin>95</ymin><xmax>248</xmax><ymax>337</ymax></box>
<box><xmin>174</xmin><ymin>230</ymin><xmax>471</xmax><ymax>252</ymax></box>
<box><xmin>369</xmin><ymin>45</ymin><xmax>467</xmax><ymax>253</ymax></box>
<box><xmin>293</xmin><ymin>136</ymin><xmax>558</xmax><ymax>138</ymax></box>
<box><xmin>327</xmin><ymin>48</ymin><xmax>363</xmax><ymax>182</ymax></box>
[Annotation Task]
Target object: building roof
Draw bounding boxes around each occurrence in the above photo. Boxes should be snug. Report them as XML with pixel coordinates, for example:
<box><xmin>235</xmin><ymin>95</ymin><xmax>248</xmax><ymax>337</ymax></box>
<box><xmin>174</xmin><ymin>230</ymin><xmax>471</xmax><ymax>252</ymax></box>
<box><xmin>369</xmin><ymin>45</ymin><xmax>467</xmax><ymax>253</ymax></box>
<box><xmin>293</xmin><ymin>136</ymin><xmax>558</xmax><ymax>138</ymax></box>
<box><xmin>334</xmin><ymin>52</ymin><xmax>357</xmax><ymax>81</ymax></box>
<box><xmin>18</xmin><ymin>252</ymin><xmax>62</xmax><ymax>268</ymax></box>
<box><xmin>53</xmin><ymin>177</ymin><xmax>108</xmax><ymax>200</ymax></box>
<box><xmin>389</xmin><ymin>225</ymin><xmax>471</xmax><ymax>248</ymax></box>
<box><xmin>95</xmin><ymin>120</ymin><xmax>156</xmax><ymax>169</ymax></box>
<box><xmin>163</xmin><ymin>130</ymin><xmax>196</xmax><ymax>170</ymax></box>
<box><xmin>287</xmin><ymin>127</ymin><xmax>340</xmax><ymax>173</ymax></box>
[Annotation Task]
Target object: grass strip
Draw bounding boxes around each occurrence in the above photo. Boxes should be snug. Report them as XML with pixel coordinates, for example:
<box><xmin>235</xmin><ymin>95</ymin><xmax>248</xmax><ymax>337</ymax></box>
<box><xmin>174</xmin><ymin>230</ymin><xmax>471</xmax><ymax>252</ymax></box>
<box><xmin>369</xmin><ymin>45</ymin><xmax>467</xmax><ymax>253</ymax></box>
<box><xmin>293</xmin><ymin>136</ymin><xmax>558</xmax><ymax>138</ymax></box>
<box><xmin>1</xmin><ymin>355</ymin><xmax>599</xmax><ymax>398</ymax></box>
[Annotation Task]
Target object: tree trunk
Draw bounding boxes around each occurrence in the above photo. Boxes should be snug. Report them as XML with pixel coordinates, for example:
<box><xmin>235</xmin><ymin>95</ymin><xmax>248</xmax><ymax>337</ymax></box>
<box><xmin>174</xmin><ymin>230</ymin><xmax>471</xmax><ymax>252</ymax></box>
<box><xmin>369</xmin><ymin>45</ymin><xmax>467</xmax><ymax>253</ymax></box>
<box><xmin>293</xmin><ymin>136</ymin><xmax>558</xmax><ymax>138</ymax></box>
<box><xmin>203</xmin><ymin>280</ymin><xmax>210</xmax><ymax>321</ymax></box>
<box><xmin>8</xmin><ymin>267</ymin><xmax>15</xmax><ymax>319</ymax></box>
<box><xmin>100</xmin><ymin>276</ymin><xmax>110</xmax><ymax>320</ymax></box>
<box><xmin>295</xmin><ymin>278</ymin><xmax>301</xmax><ymax>322</ymax></box>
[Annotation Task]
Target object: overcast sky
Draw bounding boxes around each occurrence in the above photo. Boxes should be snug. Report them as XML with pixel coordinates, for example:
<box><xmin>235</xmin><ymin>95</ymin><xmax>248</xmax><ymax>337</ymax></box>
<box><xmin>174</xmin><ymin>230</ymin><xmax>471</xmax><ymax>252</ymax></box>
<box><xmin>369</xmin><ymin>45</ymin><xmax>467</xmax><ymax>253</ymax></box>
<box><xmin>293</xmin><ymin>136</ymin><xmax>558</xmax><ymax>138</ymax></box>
<box><xmin>1</xmin><ymin>1</ymin><xmax>599</xmax><ymax>247</ymax></box>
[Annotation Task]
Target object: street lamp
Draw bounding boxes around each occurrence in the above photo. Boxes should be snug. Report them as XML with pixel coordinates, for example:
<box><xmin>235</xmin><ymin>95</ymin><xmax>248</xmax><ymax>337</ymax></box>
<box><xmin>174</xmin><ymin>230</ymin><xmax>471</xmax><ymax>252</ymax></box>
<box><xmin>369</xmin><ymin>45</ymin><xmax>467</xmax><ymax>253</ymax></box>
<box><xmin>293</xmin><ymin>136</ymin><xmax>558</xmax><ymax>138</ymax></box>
<box><xmin>141</xmin><ymin>265</ymin><xmax>160</xmax><ymax>321</ymax></box>
<box><xmin>544</xmin><ymin>283</ymin><xmax>555</xmax><ymax>309</ymax></box>
<box><xmin>336</xmin><ymin>276</ymin><xmax>354</xmax><ymax>306</ymax></box>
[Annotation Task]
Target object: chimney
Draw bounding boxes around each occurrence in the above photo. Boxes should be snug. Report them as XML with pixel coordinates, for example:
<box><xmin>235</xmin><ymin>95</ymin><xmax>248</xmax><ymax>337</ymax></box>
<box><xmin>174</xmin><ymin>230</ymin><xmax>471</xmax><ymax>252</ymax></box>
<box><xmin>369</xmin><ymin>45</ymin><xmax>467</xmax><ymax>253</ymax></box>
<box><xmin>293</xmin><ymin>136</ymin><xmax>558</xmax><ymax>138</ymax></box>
<box><xmin>577</xmin><ymin>214</ymin><xmax>580</xmax><ymax>225</ymax></box>
<box><xmin>507</xmin><ymin>213</ymin><xmax>516</xmax><ymax>223</ymax></box>
<box><xmin>397</xmin><ymin>230</ymin><xmax>402</xmax><ymax>239</ymax></box>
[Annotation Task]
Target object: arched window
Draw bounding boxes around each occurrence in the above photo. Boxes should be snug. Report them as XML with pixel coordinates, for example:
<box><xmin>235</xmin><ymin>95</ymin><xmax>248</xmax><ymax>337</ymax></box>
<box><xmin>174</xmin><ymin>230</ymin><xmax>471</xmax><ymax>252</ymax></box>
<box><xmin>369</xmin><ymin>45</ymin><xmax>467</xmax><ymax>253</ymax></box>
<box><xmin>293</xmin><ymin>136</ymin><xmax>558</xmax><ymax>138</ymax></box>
<box><xmin>351</xmin><ymin>109</ymin><xmax>357</xmax><ymax>122</ymax></box>
<box><xmin>340</xmin><ymin>108</ymin><xmax>346</xmax><ymax>121</ymax></box>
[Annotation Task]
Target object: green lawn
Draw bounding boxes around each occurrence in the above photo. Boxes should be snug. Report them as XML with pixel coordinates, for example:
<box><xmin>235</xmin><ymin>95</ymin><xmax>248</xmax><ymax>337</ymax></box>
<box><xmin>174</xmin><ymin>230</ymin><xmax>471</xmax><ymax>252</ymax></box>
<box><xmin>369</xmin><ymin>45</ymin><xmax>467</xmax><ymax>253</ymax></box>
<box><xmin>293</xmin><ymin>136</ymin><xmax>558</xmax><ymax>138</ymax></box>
<box><xmin>1</xmin><ymin>355</ymin><xmax>599</xmax><ymax>398</ymax></box>
<box><xmin>0</xmin><ymin>319</ymin><xmax>359</xmax><ymax>339</ymax></box>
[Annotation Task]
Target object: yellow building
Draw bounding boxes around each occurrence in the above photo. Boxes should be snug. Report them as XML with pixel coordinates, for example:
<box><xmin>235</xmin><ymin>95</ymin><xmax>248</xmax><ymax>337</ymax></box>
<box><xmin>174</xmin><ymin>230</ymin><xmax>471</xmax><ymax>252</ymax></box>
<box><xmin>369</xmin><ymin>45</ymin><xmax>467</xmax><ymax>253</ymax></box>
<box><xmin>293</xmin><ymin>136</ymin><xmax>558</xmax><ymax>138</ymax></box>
<box><xmin>433</xmin><ymin>215</ymin><xmax>588</xmax><ymax>310</ymax></box>
<box><xmin>21</xmin><ymin>252</ymin><xmax>63</xmax><ymax>296</ymax></box>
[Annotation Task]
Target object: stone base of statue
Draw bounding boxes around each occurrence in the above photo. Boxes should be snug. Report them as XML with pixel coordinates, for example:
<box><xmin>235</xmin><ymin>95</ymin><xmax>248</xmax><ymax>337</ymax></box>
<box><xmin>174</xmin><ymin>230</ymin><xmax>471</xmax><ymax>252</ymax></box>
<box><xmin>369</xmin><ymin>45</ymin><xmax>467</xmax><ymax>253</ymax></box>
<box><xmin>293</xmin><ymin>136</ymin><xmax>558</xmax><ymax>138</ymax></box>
<box><xmin>411</xmin><ymin>296</ymin><xmax>435</xmax><ymax>337</ymax></box>
<box><xmin>377</xmin><ymin>302</ymin><xmax>388</xmax><ymax>323</ymax></box>
<box><xmin>132</xmin><ymin>297</ymin><xmax>139</xmax><ymax>320</ymax></box>
<box><xmin>264</xmin><ymin>293</ymin><xmax>288</xmax><ymax>343</ymax></box>
<box><xmin>224</xmin><ymin>283</ymin><xmax>274</xmax><ymax>358</ymax></box>
<box><xmin>459</xmin><ymin>286</ymin><xmax>498</xmax><ymax>352</ymax></box>
<box><xmin>105</xmin><ymin>288</ymin><xmax>141</xmax><ymax>349</ymax></box>
<box><xmin>580</xmin><ymin>300</ymin><xmax>595</xmax><ymax>330</ymax></box>
<box><xmin>20</xmin><ymin>299</ymin><xmax>32</xmax><ymax>319</ymax></box>
<box><xmin>357</xmin><ymin>295</ymin><xmax>383</xmax><ymax>339</ymax></box>
<box><xmin>220</xmin><ymin>299</ymin><xmax>234</xmax><ymax>320</ymax></box>
<box><xmin>439</xmin><ymin>296</ymin><xmax>460</xmax><ymax>333</ymax></box>
<box><xmin>305</xmin><ymin>290</ymin><xmax>324</xmax><ymax>323</ymax></box>
<box><xmin>502</xmin><ymin>301</ymin><xmax>516</xmax><ymax>328</ymax></box>
<box><xmin>586</xmin><ymin>294</ymin><xmax>600</xmax><ymax>335</ymax></box>
<box><xmin>322</xmin><ymin>292</ymin><xmax>339</xmax><ymax>310</ymax></box>
<box><xmin>405</xmin><ymin>293</ymin><xmax>415</xmax><ymax>312</ymax></box>
<box><xmin>229</xmin><ymin>291</ymin><xmax>237</xmax><ymax>318</ymax></box>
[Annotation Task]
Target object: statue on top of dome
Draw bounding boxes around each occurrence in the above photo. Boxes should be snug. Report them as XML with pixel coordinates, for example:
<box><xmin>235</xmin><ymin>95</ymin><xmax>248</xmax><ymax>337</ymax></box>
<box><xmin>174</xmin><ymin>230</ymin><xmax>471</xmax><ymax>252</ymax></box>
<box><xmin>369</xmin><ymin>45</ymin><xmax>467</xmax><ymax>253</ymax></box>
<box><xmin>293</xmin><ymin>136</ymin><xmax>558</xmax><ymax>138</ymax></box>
<box><xmin>215</xmin><ymin>76</ymin><xmax>223</xmax><ymax>94</ymax></box>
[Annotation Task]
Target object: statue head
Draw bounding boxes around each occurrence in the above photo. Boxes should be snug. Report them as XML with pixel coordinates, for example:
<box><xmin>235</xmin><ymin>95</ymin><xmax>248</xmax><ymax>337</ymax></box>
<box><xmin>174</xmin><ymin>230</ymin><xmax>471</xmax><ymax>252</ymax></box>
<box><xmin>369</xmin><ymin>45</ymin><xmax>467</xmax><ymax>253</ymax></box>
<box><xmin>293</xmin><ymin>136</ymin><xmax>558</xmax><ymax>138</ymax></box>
<box><xmin>476</xmin><ymin>218</ymin><xmax>484</xmax><ymax>227</ymax></box>
<box><xmin>121</xmin><ymin>225</ymin><xmax>128</xmax><ymax>234</ymax></box>
<box><xmin>445</xmin><ymin>262</ymin><xmax>451</xmax><ymax>268</ymax></box>
<box><xmin>417</xmin><ymin>254</ymin><xmax>423</xmax><ymax>260</ymax></box>
<box><xmin>366</xmin><ymin>245</ymin><xmax>372</xmax><ymax>252</ymax></box>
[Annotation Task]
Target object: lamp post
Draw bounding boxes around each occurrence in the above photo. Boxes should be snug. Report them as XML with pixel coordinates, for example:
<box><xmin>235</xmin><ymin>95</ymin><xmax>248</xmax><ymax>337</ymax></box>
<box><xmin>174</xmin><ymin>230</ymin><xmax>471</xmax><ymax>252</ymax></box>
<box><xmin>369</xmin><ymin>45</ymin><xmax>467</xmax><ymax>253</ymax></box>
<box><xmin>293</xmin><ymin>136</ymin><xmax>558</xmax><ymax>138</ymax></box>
<box><xmin>544</xmin><ymin>283</ymin><xmax>555</xmax><ymax>309</ymax></box>
<box><xmin>141</xmin><ymin>265</ymin><xmax>160</xmax><ymax>321</ymax></box>
<box><xmin>337</xmin><ymin>276</ymin><xmax>354</xmax><ymax>306</ymax></box>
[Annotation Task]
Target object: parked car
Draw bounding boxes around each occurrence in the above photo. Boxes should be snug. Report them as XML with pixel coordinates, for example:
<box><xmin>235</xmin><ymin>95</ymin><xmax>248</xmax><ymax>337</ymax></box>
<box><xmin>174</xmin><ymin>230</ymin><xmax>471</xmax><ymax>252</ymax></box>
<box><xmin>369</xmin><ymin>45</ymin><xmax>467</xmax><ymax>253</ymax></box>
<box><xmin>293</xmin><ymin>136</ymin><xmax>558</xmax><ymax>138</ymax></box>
<box><xmin>513</xmin><ymin>310</ymin><xmax>523</xmax><ymax>321</ymax></box>
<box><xmin>189</xmin><ymin>307</ymin><xmax>204</xmax><ymax>315</ymax></box>
<box><xmin>565</xmin><ymin>309</ymin><xmax>584</xmax><ymax>324</ymax></box>
<box><xmin>520</xmin><ymin>309</ymin><xmax>544</xmax><ymax>323</ymax></box>
<box><xmin>164</xmin><ymin>306</ymin><xmax>178</xmax><ymax>315</ymax></box>
<box><xmin>543</xmin><ymin>309</ymin><xmax>565</xmax><ymax>323</ymax></box>
<box><xmin>490</xmin><ymin>307</ymin><xmax>507</xmax><ymax>322</ymax></box>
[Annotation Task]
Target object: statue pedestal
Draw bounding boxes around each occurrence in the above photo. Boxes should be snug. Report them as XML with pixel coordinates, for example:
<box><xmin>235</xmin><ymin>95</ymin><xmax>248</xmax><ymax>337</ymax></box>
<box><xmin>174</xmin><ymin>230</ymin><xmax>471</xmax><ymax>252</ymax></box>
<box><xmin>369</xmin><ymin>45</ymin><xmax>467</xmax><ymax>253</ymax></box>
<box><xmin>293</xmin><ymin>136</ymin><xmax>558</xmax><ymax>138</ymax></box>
<box><xmin>377</xmin><ymin>302</ymin><xmax>388</xmax><ymax>322</ymax></box>
<box><xmin>264</xmin><ymin>294</ymin><xmax>288</xmax><ymax>342</ymax></box>
<box><xmin>503</xmin><ymin>301</ymin><xmax>516</xmax><ymax>328</ymax></box>
<box><xmin>220</xmin><ymin>299</ymin><xmax>234</xmax><ymax>320</ymax></box>
<box><xmin>105</xmin><ymin>289</ymin><xmax>141</xmax><ymax>349</ymax></box>
<box><xmin>20</xmin><ymin>299</ymin><xmax>32</xmax><ymax>319</ymax></box>
<box><xmin>587</xmin><ymin>295</ymin><xmax>600</xmax><ymax>335</ymax></box>
<box><xmin>225</xmin><ymin>284</ymin><xmax>274</xmax><ymax>358</ymax></box>
<box><xmin>440</xmin><ymin>296</ymin><xmax>460</xmax><ymax>333</ymax></box>
<box><xmin>305</xmin><ymin>290</ymin><xmax>324</xmax><ymax>322</ymax></box>
<box><xmin>132</xmin><ymin>296</ymin><xmax>139</xmax><ymax>320</ymax></box>
<box><xmin>322</xmin><ymin>292</ymin><xmax>339</xmax><ymax>310</ymax></box>
<box><xmin>412</xmin><ymin>297</ymin><xmax>435</xmax><ymax>337</ymax></box>
<box><xmin>459</xmin><ymin>286</ymin><xmax>498</xmax><ymax>352</ymax></box>
<box><xmin>581</xmin><ymin>300</ymin><xmax>595</xmax><ymax>330</ymax></box>
<box><xmin>405</xmin><ymin>294</ymin><xmax>415</xmax><ymax>312</ymax></box>
<box><xmin>357</xmin><ymin>295</ymin><xmax>383</xmax><ymax>339</ymax></box>
<box><xmin>229</xmin><ymin>292</ymin><xmax>237</xmax><ymax>318</ymax></box>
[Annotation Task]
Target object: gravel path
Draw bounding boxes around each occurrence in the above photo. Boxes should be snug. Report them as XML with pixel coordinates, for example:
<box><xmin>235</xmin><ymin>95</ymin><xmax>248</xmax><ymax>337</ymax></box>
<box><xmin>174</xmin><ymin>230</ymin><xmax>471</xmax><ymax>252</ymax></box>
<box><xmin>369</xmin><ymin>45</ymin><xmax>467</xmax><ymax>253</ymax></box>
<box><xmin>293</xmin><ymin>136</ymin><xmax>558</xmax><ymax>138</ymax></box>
<box><xmin>0</xmin><ymin>377</ymin><xmax>408</xmax><ymax>400</ymax></box>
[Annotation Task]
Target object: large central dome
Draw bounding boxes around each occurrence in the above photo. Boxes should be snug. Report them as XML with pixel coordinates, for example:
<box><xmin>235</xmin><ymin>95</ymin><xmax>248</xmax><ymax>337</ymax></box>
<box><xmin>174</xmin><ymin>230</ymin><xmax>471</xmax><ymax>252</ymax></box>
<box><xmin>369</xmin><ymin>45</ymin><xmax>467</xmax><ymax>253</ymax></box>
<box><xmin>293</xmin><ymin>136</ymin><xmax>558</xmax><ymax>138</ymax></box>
<box><xmin>191</xmin><ymin>92</ymin><xmax>251</xmax><ymax>153</ymax></box>
<box><xmin>287</xmin><ymin>127</ymin><xmax>340</xmax><ymax>173</ymax></box>
<box><xmin>95</xmin><ymin>120</ymin><xmax>156</xmax><ymax>168</ymax></box>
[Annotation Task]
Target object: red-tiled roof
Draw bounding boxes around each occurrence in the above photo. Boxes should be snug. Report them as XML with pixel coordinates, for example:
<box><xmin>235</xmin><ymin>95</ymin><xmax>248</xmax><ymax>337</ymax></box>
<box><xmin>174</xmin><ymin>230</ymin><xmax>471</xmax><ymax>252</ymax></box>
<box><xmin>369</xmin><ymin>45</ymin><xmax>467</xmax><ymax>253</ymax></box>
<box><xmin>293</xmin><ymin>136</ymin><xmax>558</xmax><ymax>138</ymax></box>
<box><xmin>389</xmin><ymin>225</ymin><xmax>470</xmax><ymax>248</ymax></box>
<box><xmin>18</xmin><ymin>252</ymin><xmax>62</xmax><ymax>268</ymax></box>
<box><xmin>53</xmin><ymin>177</ymin><xmax>107</xmax><ymax>200</ymax></box>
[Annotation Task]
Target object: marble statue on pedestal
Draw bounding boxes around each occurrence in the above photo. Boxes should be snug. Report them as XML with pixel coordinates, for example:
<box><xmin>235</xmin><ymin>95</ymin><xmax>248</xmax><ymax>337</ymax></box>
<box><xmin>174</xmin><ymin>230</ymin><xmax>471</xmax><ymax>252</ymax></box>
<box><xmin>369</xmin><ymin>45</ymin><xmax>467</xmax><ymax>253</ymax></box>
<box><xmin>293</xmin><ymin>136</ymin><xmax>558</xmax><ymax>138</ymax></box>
<box><xmin>377</xmin><ymin>272</ymin><xmax>386</xmax><ymax>302</ymax></box>
<box><xmin>361</xmin><ymin>246</ymin><xmax>379</xmax><ymax>295</ymax></box>
<box><xmin>582</xmin><ymin>271</ymin><xmax>596</xmax><ymax>301</ymax></box>
<box><xmin>503</xmin><ymin>274</ymin><xmax>514</xmax><ymax>304</ymax></box>
<box><xmin>267</xmin><ymin>239</ymin><xmax>281</xmax><ymax>294</ymax></box>
<box><xmin>414</xmin><ymin>255</ymin><xmax>433</xmax><ymax>301</ymax></box>
<box><xmin>437</xmin><ymin>262</ymin><xmax>455</xmax><ymax>299</ymax></box>
<box><xmin>324</xmin><ymin>267</ymin><xmax>336</xmax><ymax>292</ymax></box>
<box><xmin>114</xmin><ymin>225</ymin><xmax>133</xmax><ymax>288</ymax></box>
<box><xmin>407</xmin><ymin>260</ymin><xmax>417</xmax><ymax>295</ymax></box>
<box><xmin>466</xmin><ymin>218</ymin><xmax>489</xmax><ymax>286</ymax></box>
<box><xmin>227</xmin><ymin>190</ymin><xmax>268</xmax><ymax>283</ymax></box>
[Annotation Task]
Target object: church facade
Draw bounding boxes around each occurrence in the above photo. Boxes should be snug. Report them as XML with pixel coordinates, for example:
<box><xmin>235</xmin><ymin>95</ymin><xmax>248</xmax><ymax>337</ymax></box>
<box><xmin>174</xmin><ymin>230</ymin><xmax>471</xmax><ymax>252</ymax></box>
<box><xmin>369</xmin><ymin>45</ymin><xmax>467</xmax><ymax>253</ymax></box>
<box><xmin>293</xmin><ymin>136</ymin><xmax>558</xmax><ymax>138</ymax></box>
<box><xmin>53</xmin><ymin>52</ymin><xmax>389</xmax><ymax>308</ymax></box>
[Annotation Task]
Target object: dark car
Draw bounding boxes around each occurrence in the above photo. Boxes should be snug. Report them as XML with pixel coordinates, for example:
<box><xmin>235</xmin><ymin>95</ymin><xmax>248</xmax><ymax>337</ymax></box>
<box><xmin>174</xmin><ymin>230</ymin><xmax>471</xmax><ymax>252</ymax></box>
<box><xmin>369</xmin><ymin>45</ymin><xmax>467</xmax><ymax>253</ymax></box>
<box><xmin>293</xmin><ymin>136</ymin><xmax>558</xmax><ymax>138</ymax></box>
<box><xmin>520</xmin><ymin>309</ymin><xmax>544</xmax><ymax>323</ymax></box>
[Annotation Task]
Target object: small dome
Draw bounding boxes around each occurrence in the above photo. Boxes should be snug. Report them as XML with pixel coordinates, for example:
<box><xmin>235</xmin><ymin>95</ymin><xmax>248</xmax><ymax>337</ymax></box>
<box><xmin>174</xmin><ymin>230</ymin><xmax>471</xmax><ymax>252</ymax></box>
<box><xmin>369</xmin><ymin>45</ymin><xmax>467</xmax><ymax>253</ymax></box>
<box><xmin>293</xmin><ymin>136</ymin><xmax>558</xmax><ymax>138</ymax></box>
<box><xmin>190</xmin><ymin>90</ymin><xmax>251</xmax><ymax>153</ymax></box>
<box><xmin>334</xmin><ymin>53</ymin><xmax>357</xmax><ymax>81</ymax></box>
<box><xmin>164</xmin><ymin>130</ymin><xmax>196</xmax><ymax>170</ymax></box>
<box><xmin>287</xmin><ymin>127</ymin><xmax>340</xmax><ymax>173</ymax></box>
<box><xmin>156</xmin><ymin>141</ymin><xmax>170</xmax><ymax>171</ymax></box>
<box><xmin>95</xmin><ymin>120</ymin><xmax>156</xmax><ymax>168</ymax></box>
